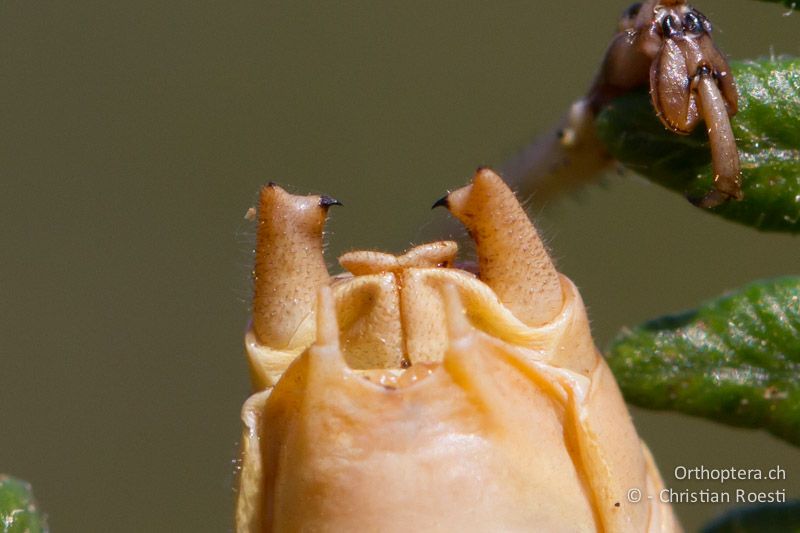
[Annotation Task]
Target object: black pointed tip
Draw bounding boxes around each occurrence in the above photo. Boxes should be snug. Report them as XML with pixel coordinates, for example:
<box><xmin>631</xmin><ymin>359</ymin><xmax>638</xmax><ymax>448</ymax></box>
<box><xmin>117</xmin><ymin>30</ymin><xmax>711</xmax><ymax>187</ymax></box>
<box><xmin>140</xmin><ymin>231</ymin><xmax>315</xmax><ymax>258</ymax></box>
<box><xmin>431</xmin><ymin>194</ymin><xmax>449</xmax><ymax>210</ymax></box>
<box><xmin>267</xmin><ymin>181</ymin><xmax>278</xmax><ymax>187</ymax></box>
<box><xmin>319</xmin><ymin>195</ymin><xmax>343</xmax><ymax>208</ymax></box>
<box><xmin>688</xmin><ymin>189</ymin><xmax>730</xmax><ymax>209</ymax></box>
<box><xmin>686</xmin><ymin>194</ymin><xmax>703</xmax><ymax>207</ymax></box>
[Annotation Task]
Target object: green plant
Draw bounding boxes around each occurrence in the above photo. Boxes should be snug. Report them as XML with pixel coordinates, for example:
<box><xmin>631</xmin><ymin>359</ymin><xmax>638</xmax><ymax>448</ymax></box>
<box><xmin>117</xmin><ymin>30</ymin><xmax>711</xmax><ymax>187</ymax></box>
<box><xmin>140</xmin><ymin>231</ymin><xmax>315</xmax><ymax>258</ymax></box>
<box><xmin>0</xmin><ymin>475</ymin><xmax>48</xmax><ymax>533</ymax></box>
<box><xmin>596</xmin><ymin>58</ymin><xmax>800</xmax><ymax>232</ymax></box>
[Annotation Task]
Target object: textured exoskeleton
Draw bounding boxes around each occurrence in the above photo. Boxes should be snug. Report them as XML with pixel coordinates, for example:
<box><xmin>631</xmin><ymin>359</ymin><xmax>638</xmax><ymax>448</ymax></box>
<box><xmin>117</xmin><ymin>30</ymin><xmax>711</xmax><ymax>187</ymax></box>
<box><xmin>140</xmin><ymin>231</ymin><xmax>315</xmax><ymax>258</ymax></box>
<box><xmin>589</xmin><ymin>0</ymin><xmax>742</xmax><ymax>207</ymax></box>
<box><xmin>236</xmin><ymin>170</ymin><xmax>682</xmax><ymax>532</ymax></box>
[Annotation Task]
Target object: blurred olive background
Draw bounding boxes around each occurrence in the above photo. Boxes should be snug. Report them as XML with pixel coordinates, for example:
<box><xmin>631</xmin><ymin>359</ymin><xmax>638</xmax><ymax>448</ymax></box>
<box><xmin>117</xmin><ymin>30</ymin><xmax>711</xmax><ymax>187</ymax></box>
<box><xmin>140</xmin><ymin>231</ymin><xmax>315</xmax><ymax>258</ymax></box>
<box><xmin>1</xmin><ymin>1</ymin><xmax>798</xmax><ymax>531</ymax></box>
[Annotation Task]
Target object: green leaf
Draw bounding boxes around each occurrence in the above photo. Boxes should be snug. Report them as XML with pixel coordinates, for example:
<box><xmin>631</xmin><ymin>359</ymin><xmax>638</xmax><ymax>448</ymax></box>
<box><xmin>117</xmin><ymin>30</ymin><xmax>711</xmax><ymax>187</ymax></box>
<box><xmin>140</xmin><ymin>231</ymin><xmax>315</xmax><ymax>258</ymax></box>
<box><xmin>757</xmin><ymin>0</ymin><xmax>800</xmax><ymax>11</ymax></box>
<box><xmin>595</xmin><ymin>58</ymin><xmax>800</xmax><ymax>233</ymax></box>
<box><xmin>0</xmin><ymin>475</ymin><xmax>48</xmax><ymax>533</ymax></box>
<box><xmin>605</xmin><ymin>277</ymin><xmax>800</xmax><ymax>445</ymax></box>
<box><xmin>701</xmin><ymin>502</ymin><xmax>800</xmax><ymax>533</ymax></box>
